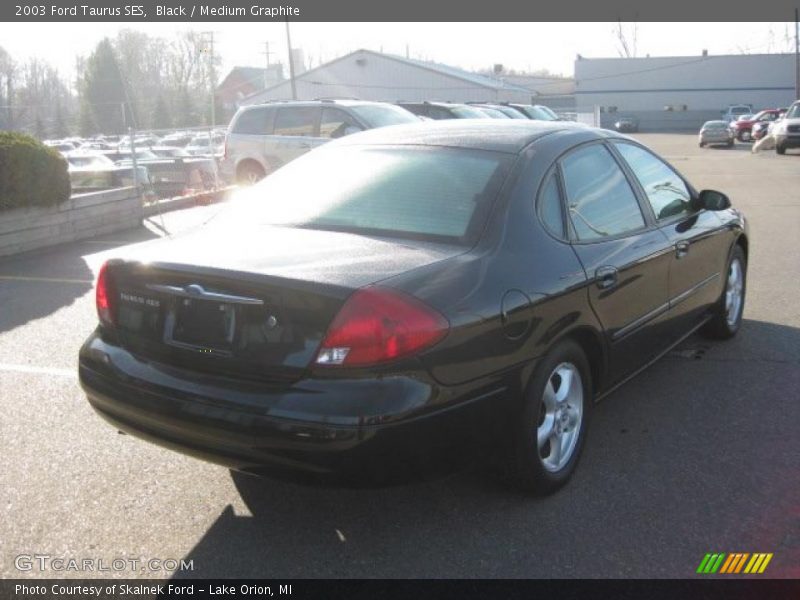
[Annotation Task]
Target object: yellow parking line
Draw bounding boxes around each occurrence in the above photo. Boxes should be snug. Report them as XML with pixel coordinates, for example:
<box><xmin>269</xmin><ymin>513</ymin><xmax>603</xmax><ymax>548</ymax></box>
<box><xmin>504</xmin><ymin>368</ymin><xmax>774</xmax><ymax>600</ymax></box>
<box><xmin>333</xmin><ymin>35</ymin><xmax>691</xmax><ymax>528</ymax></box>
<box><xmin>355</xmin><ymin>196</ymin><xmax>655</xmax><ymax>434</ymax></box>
<box><xmin>0</xmin><ymin>275</ymin><xmax>93</xmax><ymax>284</ymax></box>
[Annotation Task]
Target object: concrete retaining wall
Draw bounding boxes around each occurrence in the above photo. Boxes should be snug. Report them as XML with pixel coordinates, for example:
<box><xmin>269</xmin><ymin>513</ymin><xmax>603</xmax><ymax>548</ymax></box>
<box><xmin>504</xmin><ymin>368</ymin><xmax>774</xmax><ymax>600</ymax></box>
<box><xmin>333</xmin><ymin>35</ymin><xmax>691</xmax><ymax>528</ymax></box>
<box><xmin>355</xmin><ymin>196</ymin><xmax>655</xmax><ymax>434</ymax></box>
<box><xmin>0</xmin><ymin>187</ymin><xmax>142</xmax><ymax>258</ymax></box>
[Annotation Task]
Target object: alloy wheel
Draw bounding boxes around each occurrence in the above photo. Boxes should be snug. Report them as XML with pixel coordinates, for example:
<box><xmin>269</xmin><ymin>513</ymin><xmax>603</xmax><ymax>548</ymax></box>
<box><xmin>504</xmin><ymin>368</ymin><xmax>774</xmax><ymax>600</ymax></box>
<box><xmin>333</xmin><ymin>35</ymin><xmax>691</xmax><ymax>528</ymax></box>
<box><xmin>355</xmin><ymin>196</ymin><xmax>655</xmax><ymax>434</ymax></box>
<box><xmin>537</xmin><ymin>362</ymin><xmax>584</xmax><ymax>473</ymax></box>
<box><xmin>725</xmin><ymin>258</ymin><xmax>744</xmax><ymax>326</ymax></box>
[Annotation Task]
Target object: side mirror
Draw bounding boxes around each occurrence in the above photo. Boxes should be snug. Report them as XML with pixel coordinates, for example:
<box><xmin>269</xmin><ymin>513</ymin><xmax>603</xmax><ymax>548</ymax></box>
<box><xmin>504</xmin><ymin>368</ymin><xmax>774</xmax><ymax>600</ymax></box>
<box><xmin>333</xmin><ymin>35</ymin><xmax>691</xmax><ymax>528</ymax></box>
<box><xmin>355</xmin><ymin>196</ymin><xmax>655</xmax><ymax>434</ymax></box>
<box><xmin>697</xmin><ymin>189</ymin><xmax>731</xmax><ymax>211</ymax></box>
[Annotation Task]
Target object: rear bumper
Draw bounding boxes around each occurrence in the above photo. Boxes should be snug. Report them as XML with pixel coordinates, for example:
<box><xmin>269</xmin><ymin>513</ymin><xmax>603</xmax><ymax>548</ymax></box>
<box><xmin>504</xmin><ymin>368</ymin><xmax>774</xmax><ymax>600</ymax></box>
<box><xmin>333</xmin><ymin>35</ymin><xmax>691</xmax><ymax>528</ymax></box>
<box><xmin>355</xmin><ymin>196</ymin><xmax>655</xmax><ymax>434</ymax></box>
<box><xmin>79</xmin><ymin>331</ymin><xmax>511</xmax><ymax>481</ymax></box>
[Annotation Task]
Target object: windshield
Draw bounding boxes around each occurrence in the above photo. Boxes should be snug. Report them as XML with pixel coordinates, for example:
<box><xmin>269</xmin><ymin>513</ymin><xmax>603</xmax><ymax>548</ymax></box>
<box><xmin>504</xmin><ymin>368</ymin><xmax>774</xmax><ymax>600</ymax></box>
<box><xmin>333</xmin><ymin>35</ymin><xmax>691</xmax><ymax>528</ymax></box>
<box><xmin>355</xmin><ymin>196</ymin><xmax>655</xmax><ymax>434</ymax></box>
<box><xmin>228</xmin><ymin>145</ymin><xmax>511</xmax><ymax>243</ymax></box>
<box><xmin>536</xmin><ymin>105</ymin><xmax>559</xmax><ymax>119</ymax></box>
<box><xmin>450</xmin><ymin>105</ymin><xmax>491</xmax><ymax>119</ymax></box>
<box><xmin>785</xmin><ymin>104</ymin><xmax>800</xmax><ymax>119</ymax></box>
<box><xmin>350</xmin><ymin>104</ymin><xmax>419</xmax><ymax>127</ymax></box>
<box><xmin>521</xmin><ymin>105</ymin><xmax>556</xmax><ymax>120</ymax></box>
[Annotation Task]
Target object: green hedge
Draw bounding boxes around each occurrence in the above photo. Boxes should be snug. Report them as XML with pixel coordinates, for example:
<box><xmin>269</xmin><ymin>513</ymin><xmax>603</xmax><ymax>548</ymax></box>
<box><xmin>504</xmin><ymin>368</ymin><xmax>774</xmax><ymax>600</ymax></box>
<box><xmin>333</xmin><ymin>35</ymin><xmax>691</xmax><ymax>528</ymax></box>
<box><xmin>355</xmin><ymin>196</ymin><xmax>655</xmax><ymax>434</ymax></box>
<box><xmin>0</xmin><ymin>131</ymin><xmax>71</xmax><ymax>211</ymax></box>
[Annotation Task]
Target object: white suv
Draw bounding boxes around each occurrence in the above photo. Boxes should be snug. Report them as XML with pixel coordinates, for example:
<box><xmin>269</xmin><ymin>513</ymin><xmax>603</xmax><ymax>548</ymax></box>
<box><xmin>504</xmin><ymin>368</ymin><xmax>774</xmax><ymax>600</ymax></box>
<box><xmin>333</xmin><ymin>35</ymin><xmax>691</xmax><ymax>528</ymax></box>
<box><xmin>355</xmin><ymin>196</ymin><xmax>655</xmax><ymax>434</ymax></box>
<box><xmin>771</xmin><ymin>100</ymin><xmax>800</xmax><ymax>155</ymax></box>
<box><xmin>221</xmin><ymin>100</ymin><xmax>419</xmax><ymax>185</ymax></box>
<box><xmin>721</xmin><ymin>104</ymin><xmax>753</xmax><ymax>124</ymax></box>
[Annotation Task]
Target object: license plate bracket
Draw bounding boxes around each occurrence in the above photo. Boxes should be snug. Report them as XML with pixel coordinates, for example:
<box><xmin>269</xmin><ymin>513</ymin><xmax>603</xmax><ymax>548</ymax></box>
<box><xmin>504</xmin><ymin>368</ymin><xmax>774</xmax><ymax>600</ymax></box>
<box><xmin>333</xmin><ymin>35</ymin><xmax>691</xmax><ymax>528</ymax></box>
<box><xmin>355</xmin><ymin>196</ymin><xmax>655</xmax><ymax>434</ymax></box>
<box><xmin>165</xmin><ymin>297</ymin><xmax>236</xmax><ymax>354</ymax></box>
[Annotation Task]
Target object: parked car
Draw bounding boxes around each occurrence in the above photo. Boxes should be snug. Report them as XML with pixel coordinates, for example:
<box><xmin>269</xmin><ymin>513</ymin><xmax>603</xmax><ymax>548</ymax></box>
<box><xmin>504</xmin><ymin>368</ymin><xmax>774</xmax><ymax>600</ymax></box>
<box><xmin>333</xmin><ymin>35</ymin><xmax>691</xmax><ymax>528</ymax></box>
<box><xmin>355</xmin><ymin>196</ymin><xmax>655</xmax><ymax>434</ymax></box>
<box><xmin>44</xmin><ymin>140</ymin><xmax>78</xmax><ymax>153</ymax></box>
<box><xmin>223</xmin><ymin>100</ymin><xmax>420</xmax><ymax>185</ymax></box>
<box><xmin>771</xmin><ymin>100</ymin><xmax>800</xmax><ymax>154</ymax></box>
<box><xmin>159</xmin><ymin>132</ymin><xmax>196</xmax><ymax>148</ymax></box>
<box><xmin>101</xmin><ymin>149</ymin><xmax>158</xmax><ymax>164</ymax></box>
<box><xmin>63</xmin><ymin>151</ymin><xmax>116</xmax><ymax>170</ymax></box>
<box><xmin>472</xmin><ymin>105</ymin><xmax>511</xmax><ymax>118</ymax></box>
<box><xmin>721</xmin><ymin>104</ymin><xmax>753</xmax><ymax>123</ymax></box>
<box><xmin>613</xmin><ymin>116</ymin><xmax>639</xmax><ymax>133</ymax></box>
<box><xmin>467</xmin><ymin>103</ymin><xmax>528</xmax><ymax>119</ymax></box>
<box><xmin>504</xmin><ymin>104</ymin><xmax>560</xmax><ymax>121</ymax></box>
<box><xmin>699</xmin><ymin>120</ymin><xmax>734</xmax><ymax>148</ymax></box>
<box><xmin>79</xmin><ymin>120</ymin><xmax>748</xmax><ymax>494</ymax></box>
<box><xmin>396</xmin><ymin>101</ymin><xmax>490</xmax><ymax>121</ymax></box>
<box><xmin>729</xmin><ymin>109</ymin><xmax>783</xmax><ymax>142</ymax></box>
<box><xmin>149</xmin><ymin>146</ymin><xmax>191</xmax><ymax>158</ymax></box>
<box><xmin>185</xmin><ymin>133</ymin><xmax>226</xmax><ymax>157</ymax></box>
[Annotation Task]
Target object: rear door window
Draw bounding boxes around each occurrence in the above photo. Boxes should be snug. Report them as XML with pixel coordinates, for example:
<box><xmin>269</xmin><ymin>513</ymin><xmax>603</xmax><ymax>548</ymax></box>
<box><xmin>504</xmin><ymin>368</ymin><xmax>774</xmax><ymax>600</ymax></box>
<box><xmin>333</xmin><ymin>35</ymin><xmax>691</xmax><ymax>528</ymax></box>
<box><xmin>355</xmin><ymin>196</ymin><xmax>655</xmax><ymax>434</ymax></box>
<box><xmin>274</xmin><ymin>107</ymin><xmax>318</xmax><ymax>137</ymax></box>
<box><xmin>560</xmin><ymin>144</ymin><xmax>646</xmax><ymax>241</ymax></box>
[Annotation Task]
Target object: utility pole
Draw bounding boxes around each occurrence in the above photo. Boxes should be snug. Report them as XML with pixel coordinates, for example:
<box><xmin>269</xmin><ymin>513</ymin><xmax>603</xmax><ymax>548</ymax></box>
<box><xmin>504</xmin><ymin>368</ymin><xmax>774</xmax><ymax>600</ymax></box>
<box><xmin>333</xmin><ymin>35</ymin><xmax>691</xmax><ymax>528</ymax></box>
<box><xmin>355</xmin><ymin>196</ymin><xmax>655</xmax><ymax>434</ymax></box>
<box><xmin>201</xmin><ymin>31</ymin><xmax>217</xmax><ymax>130</ymax></box>
<box><xmin>285</xmin><ymin>19</ymin><xmax>298</xmax><ymax>100</ymax></box>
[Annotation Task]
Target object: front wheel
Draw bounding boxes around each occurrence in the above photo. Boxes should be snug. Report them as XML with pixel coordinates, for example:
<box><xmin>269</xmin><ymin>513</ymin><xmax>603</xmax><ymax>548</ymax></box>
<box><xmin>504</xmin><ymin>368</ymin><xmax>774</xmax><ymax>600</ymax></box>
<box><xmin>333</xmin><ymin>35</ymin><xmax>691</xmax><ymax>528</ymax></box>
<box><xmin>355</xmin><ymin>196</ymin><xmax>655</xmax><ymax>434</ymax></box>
<box><xmin>506</xmin><ymin>340</ymin><xmax>592</xmax><ymax>494</ymax></box>
<box><xmin>776</xmin><ymin>142</ymin><xmax>787</xmax><ymax>155</ymax></box>
<box><xmin>701</xmin><ymin>245</ymin><xmax>746</xmax><ymax>340</ymax></box>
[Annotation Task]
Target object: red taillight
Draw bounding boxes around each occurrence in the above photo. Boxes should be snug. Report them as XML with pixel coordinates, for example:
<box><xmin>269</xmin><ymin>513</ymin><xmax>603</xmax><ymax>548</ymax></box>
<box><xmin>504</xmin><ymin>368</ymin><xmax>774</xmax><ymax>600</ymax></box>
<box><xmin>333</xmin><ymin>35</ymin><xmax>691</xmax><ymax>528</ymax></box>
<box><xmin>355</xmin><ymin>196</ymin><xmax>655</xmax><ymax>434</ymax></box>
<box><xmin>95</xmin><ymin>261</ymin><xmax>114</xmax><ymax>327</ymax></box>
<box><xmin>316</xmin><ymin>287</ymin><xmax>449</xmax><ymax>367</ymax></box>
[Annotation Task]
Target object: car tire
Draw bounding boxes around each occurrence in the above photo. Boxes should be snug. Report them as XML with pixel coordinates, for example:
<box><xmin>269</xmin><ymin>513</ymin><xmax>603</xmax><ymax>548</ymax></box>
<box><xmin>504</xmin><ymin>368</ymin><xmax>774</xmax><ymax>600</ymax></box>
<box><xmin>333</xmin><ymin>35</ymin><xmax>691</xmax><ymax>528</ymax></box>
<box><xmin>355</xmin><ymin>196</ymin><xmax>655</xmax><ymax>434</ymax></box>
<box><xmin>505</xmin><ymin>339</ymin><xmax>592</xmax><ymax>495</ymax></box>
<box><xmin>737</xmin><ymin>130</ymin><xmax>751</xmax><ymax>142</ymax></box>
<box><xmin>699</xmin><ymin>142</ymin><xmax>705</xmax><ymax>148</ymax></box>
<box><xmin>236</xmin><ymin>162</ymin><xmax>266</xmax><ymax>186</ymax></box>
<box><xmin>727</xmin><ymin>141</ymin><xmax>734</xmax><ymax>148</ymax></box>
<box><xmin>776</xmin><ymin>142</ymin><xmax>787</xmax><ymax>155</ymax></box>
<box><xmin>701</xmin><ymin>245</ymin><xmax>746</xmax><ymax>340</ymax></box>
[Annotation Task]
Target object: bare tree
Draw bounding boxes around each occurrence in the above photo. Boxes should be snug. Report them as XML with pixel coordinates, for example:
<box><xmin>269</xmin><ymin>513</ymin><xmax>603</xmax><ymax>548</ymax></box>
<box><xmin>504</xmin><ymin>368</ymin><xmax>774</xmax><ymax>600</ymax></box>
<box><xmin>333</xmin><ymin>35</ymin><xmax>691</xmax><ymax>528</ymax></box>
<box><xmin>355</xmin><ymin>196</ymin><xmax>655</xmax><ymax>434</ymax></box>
<box><xmin>614</xmin><ymin>20</ymin><xmax>638</xmax><ymax>59</ymax></box>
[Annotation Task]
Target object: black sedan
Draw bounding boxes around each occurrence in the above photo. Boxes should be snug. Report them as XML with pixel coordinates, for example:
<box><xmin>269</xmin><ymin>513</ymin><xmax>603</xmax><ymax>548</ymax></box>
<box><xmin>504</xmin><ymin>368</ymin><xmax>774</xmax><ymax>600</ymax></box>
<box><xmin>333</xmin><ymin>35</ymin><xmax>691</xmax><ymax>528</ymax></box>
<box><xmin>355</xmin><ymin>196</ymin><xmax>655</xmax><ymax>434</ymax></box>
<box><xmin>79</xmin><ymin>121</ymin><xmax>749</xmax><ymax>494</ymax></box>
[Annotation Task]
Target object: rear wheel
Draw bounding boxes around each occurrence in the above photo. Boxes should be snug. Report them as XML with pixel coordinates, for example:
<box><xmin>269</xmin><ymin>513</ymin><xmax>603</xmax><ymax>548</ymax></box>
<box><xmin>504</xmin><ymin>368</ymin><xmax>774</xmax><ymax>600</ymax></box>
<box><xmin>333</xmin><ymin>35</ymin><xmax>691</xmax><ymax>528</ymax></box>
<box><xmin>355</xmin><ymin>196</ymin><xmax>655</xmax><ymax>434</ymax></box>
<box><xmin>236</xmin><ymin>162</ymin><xmax>266</xmax><ymax>186</ymax></box>
<box><xmin>506</xmin><ymin>340</ymin><xmax>592</xmax><ymax>494</ymax></box>
<box><xmin>701</xmin><ymin>245</ymin><xmax>746</xmax><ymax>340</ymax></box>
<box><xmin>737</xmin><ymin>130</ymin><xmax>751</xmax><ymax>142</ymax></box>
<box><xmin>776</xmin><ymin>142</ymin><xmax>787</xmax><ymax>155</ymax></box>
<box><xmin>699</xmin><ymin>141</ymin><xmax>705</xmax><ymax>148</ymax></box>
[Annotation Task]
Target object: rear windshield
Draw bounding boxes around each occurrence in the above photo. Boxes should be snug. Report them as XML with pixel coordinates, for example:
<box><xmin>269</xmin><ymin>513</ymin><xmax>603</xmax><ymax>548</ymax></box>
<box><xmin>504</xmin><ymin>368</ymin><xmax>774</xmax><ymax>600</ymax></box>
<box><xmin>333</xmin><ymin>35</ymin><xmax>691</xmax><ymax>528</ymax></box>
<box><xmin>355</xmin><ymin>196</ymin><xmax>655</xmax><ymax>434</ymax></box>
<box><xmin>350</xmin><ymin>104</ymin><xmax>419</xmax><ymax>127</ymax></box>
<box><xmin>230</xmin><ymin>146</ymin><xmax>512</xmax><ymax>243</ymax></box>
<box><xmin>703</xmin><ymin>121</ymin><xmax>728</xmax><ymax>129</ymax></box>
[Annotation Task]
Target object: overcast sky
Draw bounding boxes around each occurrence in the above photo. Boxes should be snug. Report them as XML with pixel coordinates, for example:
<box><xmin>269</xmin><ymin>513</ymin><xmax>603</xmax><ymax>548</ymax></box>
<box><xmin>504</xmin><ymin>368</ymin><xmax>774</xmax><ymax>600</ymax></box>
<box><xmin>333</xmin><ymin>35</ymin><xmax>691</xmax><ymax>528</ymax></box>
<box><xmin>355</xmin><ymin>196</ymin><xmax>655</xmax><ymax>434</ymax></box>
<box><xmin>1</xmin><ymin>22</ymin><xmax>796</xmax><ymax>81</ymax></box>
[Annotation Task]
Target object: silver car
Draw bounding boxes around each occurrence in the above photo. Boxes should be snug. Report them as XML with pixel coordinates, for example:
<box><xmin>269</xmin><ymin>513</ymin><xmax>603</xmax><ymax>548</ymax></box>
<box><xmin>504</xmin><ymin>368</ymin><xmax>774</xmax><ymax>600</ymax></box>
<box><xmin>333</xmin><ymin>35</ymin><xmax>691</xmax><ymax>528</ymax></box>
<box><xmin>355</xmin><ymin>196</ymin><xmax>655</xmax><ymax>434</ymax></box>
<box><xmin>699</xmin><ymin>121</ymin><xmax>734</xmax><ymax>148</ymax></box>
<box><xmin>221</xmin><ymin>100</ymin><xmax>419</xmax><ymax>185</ymax></box>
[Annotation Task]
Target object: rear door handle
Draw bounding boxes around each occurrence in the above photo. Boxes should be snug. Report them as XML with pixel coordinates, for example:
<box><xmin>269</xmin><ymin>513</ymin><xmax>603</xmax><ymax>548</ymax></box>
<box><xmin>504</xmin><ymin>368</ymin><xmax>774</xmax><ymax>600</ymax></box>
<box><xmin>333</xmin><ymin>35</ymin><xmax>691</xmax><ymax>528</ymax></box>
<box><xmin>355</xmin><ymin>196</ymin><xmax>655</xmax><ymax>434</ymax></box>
<box><xmin>676</xmin><ymin>241</ymin><xmax>690</xmax><ymax>259</ymax></box>
<box><xmin>595</xmin><ymin>266</ymin><xmax>618</xmax><ymax>289</ymax></box>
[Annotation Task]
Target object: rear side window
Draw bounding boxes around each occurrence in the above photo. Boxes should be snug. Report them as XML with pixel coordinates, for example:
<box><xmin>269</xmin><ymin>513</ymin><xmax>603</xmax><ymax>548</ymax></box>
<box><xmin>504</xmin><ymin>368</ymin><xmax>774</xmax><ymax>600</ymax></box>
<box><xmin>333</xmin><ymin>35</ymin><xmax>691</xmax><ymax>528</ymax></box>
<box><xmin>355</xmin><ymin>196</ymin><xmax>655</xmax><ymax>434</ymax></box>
<box><xmin>560</xmin><ymin>144</ymin><xmax>645</xmax><ymax>241</ymax></box>
<box><xmin>274</xmin><ymin>107</ymin><xmax>317</xmax><ymax>136</ymax></box>
<box><xmin>614</xmin><ymin>143</ymin><xmax>693</xmax><ymax>221</ymax></box>
<box><xmin>320</xmin><ymin>108</ymin><xmax>363</xmax><ymax>139</ymax></box>
<box><xmin>538</xmin><ymin>174</ymin><xmax>565</xmax><ymax>238</ymax></box>
<box><xmin>232</xmin><ymin>107</ymin><xmax>272</xmax><ymax>135</ymax></box>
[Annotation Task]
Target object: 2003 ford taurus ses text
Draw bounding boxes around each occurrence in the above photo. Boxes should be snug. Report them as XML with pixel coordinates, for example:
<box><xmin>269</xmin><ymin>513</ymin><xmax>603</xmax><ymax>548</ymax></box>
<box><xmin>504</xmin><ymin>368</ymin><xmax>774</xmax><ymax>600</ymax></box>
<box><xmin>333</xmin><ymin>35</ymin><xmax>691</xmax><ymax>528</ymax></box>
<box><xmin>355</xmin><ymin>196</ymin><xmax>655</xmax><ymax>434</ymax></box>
<box><xmin>79</xmin><ymin>121</ymin><xmax>749</xmax><ymax>494</ymax></box>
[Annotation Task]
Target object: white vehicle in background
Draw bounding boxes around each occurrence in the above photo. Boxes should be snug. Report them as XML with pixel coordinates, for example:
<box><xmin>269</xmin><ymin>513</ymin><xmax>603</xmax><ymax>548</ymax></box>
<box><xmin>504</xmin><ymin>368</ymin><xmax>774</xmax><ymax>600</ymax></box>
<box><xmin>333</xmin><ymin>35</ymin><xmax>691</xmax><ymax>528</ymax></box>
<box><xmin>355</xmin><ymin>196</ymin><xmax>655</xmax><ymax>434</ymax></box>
<box><xmin>721</xmin><ymin>104</ymin><xmax>754</xmax><ymax>124</ymax></box>
<box><xmin>771</xmin><ymin>100</ymin><xmax>800</xmax><ymax>155</ymax></box>
<box><xmin>185</xmin><ymin>132</ymin><xmax>225</xmax><ymax>157</ymax></box>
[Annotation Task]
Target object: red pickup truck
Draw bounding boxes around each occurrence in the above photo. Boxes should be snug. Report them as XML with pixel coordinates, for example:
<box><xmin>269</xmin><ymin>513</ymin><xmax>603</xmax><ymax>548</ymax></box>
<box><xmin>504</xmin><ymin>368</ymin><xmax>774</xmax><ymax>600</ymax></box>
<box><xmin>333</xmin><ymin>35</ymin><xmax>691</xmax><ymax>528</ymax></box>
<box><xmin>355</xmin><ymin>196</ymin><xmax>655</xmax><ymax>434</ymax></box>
<box><xmin>729</xmin><ymin>109</ymin><xmax>784</xmax><ymax>142</ymax></box>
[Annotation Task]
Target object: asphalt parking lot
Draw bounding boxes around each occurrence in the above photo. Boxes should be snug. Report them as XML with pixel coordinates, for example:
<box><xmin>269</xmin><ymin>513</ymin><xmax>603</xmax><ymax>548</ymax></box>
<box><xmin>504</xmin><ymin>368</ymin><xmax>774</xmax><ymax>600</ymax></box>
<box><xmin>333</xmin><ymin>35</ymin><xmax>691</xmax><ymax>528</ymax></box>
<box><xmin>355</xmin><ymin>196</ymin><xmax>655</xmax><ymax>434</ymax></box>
<box><xmin>1</xmin><ymin>133</ymin><xmax>798</xmax><ymax>579</ymax></box>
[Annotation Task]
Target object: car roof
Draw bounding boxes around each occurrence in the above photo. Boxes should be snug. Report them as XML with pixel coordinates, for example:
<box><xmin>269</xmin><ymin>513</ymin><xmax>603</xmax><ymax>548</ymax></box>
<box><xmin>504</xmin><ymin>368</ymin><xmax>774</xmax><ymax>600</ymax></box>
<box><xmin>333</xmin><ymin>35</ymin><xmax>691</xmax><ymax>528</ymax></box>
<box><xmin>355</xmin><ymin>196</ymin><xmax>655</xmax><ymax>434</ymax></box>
<box><xmin>242</xmin><ymin>99</ymin><xmax>391</xmax><ymax>110</ymax></box>
<box><xmin>332</xmin><ymin>119</ymin><xmax>603</xmax><ymax>154</ymax></box>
